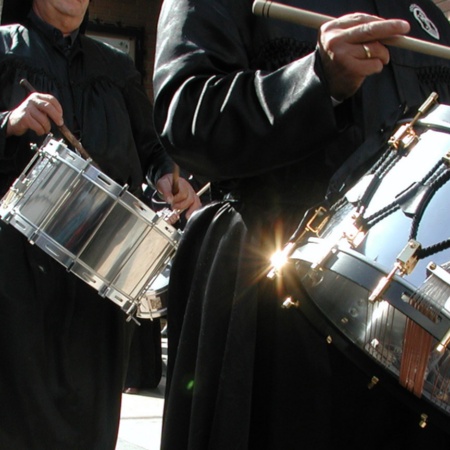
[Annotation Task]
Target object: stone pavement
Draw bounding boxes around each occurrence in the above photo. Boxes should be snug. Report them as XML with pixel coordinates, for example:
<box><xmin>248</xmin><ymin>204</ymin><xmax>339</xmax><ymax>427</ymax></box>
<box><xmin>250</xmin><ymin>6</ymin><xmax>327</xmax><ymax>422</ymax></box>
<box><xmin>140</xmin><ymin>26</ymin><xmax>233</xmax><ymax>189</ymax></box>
<box><xmin>115</xmin><ymin>337</ymin><xmax>167</xmax><ymax>450</ymax></box>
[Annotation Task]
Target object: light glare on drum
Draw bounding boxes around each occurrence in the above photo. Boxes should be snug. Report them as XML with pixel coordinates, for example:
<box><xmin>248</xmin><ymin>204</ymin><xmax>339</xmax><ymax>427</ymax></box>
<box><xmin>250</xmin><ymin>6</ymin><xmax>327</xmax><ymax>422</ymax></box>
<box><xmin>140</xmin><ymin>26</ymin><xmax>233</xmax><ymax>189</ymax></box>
<box><xmin>268</xmin><ymin>242</ymin><xmax>297</xmax><ymax>279</ymax></box>
<box><xmin>270</xmin><ymin>250</ymin><xmax>288</xmax><ymax>271</ymax></box>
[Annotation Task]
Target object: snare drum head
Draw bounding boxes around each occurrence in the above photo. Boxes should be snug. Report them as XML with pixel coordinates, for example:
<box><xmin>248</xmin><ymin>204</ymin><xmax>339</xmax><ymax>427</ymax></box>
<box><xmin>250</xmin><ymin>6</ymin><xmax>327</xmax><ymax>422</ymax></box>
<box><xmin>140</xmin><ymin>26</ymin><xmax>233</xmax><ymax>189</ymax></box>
<box><xmin>286</xmin><ymin>103</ymin><xmax>450</xmax><ymax>425</ymax></box>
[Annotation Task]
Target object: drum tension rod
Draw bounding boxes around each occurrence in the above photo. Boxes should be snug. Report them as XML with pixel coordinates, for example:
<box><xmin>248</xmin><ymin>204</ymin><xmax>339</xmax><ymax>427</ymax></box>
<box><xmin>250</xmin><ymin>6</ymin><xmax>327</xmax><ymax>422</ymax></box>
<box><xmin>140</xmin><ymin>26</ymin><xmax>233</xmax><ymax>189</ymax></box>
<box><xmin>308</xmin><ymin>210</ymin><xmax>366</xmax><ymax>272</ymax></box>
<box><xmin>369</xmin><ymin>239</ymin><xmax>421</xmax><ymax>302</ymax></box>
<box><xmin>267</xmin><ymin>206</ymin><xmax>330</xmax><ymax>280</ymax></box>
<box><xmin>388</xmin><ymin>92</ymin><xmax>438</xmax><ymax>152</ymax></box>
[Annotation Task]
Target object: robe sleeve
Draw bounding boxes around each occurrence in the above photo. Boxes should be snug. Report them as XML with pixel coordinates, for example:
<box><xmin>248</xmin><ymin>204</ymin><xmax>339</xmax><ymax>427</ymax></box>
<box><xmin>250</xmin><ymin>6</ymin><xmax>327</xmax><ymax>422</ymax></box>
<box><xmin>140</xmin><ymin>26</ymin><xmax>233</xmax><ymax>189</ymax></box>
<box><xmin>153</xmin><ymin>0</ymin><xmax>339</xmax><ymax>182</ymax></box>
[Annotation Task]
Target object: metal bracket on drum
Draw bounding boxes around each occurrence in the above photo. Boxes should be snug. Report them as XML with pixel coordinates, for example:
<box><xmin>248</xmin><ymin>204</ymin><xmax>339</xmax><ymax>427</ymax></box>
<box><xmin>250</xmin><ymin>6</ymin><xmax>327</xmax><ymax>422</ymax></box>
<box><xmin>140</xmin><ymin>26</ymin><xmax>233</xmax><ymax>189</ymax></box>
<box><xmin>388</xmin><ymin>92</ymin><xmax>438</xmax><ymax>152</ymax></box>
<box><xmin>267</xmin><ymin>207</ymin><xmax>331</xmax><ymax>279</ymax></box>
<box><xmin>310</xmin><ymin>212</ymin><xmax>367</xmax><ymax>271</ymax></box>
<box><xmin>369</xmin><ymin>240</ymin><xmax>421</xmax><ymax>302</ymax></box>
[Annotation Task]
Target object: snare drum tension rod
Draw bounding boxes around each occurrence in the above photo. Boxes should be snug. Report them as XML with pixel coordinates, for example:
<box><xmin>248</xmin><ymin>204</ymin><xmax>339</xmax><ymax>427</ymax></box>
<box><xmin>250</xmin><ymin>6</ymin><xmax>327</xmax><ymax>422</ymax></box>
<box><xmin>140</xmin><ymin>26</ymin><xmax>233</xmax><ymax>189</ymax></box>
<box><xmin>388</xmin><ymin>92</ymin><xmax>438</xmax><ymax>151</ymax></box>
<box><xmin>369</xmin><ymin>240</ymin><xmax>421</xmax><ymax>302</ymax></box>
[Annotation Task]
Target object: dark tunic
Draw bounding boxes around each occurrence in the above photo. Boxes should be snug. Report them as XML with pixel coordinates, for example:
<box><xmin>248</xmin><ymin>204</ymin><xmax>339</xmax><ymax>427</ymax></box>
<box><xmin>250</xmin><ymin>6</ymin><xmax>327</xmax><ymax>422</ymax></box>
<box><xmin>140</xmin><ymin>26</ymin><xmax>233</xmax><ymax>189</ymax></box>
<box><xmin>0</xmin><ymin>12</ymin><xmax>172</xmax><ymax>450</ymax></box>
<box><xmin>153</xmin><ymin>0</ymin><xmax>450</xmax><ymax>448</ymax></box>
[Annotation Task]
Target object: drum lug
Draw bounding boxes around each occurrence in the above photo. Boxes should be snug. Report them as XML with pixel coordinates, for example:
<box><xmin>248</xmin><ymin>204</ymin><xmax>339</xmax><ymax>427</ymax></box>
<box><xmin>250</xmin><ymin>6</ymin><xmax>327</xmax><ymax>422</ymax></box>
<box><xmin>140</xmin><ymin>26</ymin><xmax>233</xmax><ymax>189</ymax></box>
<box><xmin>419</xmin><ymin>413</ymin><xmax>428</xmax><ymax>429</ymax></box>
<box><xmin>304</xmin><ymin>206</ymin><xmax>329</xmax><ymax>236</ymax></box>
<box><xmin>342</xmin><ymin>211</ymin><xmax>366</xmax><ymax>248</ymax></box>
<box><xmin>369</xmin><ymin>240</ymin><xmax>421</xmax><ymax>302</ymax></box>
<box><xmin>388</xmin><ymin>92</ymin><xmax>438</xmax><ymax>152</ymax></box>
<box><xmin>307</xmin><ymin>213</ymin><xmax>365</xmax><ymax>271</ymax></box>
<box><xmin>387</xmin><ymin>123</ymin><xmax>419</xmax><ymax>152</ymax></box>
<box><xmin>367</xmin><ymin>376</ymin><xmax>379</xmax><ymax>390</ymax></box>
<box><xmin>281</xmin><ymin>296</ymin><xmax>300</xmax><ymax>309</ymax></box>
<box><xmin>122</xmin><ymin>301</ymin><xmax>141</xmax><ymax>324</ymax></box>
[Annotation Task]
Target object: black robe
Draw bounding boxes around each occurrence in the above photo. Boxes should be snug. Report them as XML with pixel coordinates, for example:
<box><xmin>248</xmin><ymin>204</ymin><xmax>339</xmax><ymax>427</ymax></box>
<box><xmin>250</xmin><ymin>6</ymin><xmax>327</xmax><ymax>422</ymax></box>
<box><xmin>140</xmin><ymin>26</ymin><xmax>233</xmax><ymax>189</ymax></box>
<box><xmin>154</xmin><ymin>0</ymin><xmax>450</xmax><ymax>448</ymax></box>
<box><xmin>0</xmin><ymin>13</ymin><xmax>172</xmax><ymax>450</ymax></box>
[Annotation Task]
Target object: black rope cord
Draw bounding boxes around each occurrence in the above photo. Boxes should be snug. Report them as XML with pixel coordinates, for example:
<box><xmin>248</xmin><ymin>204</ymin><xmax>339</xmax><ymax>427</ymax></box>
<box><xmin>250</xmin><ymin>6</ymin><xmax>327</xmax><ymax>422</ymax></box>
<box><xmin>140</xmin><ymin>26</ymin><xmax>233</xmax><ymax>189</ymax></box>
<box><xmin>370</xmin><ymin>158</ymin><xmax>450</xmax><ymax>261</ymax></box>
<box><xmin>364</xmin><ymin>158</ymin><xmax>444</xmax><ymax>228</ymax></box>
<box><xmin>328</xmin><ymin>148</ymin><xmax>400</xmax><ymax>216</ymax></box>
<box><xmin>409</xmin><ymin>164</ymin><xmax>450</xmax><ymax>240</ymax></box>
<box><xmin>327</xmin><ymin>134</ymin><xmax>450</xmax><ymax>262</ymax></box>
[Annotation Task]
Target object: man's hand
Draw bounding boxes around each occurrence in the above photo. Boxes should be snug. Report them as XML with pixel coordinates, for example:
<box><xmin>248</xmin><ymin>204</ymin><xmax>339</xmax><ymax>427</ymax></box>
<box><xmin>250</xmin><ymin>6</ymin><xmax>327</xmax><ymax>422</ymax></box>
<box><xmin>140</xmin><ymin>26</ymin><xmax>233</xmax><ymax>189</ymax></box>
<box><xmin>7</xmin><ymin>92</ymin><xmax>64</xmax><ymax>137</ymax></box>
<box><xmin>318</xmin><ymin>14</ymin><xmax>410</xmax><ymax>100</ymax></box>
<box><xmin>156</xmin><ymin>174</ymin><xmax>202</xmax><ymax>222</ymax></box>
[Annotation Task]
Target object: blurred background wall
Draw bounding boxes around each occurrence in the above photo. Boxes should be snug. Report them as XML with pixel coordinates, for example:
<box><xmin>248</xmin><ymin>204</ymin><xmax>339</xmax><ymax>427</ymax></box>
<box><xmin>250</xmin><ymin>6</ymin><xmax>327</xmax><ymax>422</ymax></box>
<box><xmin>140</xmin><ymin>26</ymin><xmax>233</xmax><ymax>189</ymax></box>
<box><xmin>1</xmin><ymin>0</ymin><xmax>449</xmax><ymax>101</ymax></box>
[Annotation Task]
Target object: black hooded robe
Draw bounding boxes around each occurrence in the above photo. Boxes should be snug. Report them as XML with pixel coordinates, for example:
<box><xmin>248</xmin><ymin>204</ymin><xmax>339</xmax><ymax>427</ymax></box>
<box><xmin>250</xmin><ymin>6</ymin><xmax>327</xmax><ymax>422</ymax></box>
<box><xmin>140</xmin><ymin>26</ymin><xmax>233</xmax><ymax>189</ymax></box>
<box><xmin>0</xmin><ymin>3</ymin><xmax>173</xmax><ymax>448</ymax></box>
<box><xmin>153</xmin><ymin>0</ymin><xmax>450</xmax><ymax>448</ymax></box>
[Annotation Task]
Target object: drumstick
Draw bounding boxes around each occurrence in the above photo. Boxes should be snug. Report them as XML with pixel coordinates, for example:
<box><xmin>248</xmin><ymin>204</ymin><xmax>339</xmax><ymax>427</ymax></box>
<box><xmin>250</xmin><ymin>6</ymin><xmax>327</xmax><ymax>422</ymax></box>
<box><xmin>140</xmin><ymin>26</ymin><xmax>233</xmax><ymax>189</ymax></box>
<box><xmin>195</xmin><ymin>182</ymin><xmax>211</xmax><ymax>197</ymax></box>
<box><xmin>163</xmin><ymin>182</ymin><xmax>211</xmax><ymax>222</ymax></box>
<box><xmin>252</xmin><ymin>0</ymin><xmax>450</xmax><ymax>61</ymax></box>
<box><xmin>19</xmin><ymin>79</ymin><xmax>96</xmax><ymax>163</ymax></box>
<box><xmin>172</xmin><ymin>163</ymin><xmax>180</xmax><ymax>196</ymax></box>
<box><xmin>174</xmin><ymin>182</ymin><xmax>211</xmax><ymax>214</ymax></box>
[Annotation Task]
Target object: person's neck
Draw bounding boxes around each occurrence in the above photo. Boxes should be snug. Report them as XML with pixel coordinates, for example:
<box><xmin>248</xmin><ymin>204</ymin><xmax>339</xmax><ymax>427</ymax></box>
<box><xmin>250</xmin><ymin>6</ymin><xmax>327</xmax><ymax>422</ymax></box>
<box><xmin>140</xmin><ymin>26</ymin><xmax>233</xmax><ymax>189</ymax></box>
<box><xmin>32</xmin><ymin>5</ymin><xmax>82</xmax><ymax>36</ymax></box>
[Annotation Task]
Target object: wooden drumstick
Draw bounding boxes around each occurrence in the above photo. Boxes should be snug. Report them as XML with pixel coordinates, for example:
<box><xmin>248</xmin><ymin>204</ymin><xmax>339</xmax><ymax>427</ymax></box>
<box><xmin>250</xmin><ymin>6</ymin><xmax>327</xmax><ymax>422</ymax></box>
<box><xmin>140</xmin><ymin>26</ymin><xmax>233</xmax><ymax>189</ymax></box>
<box><xmin>163</xmin><ymin>181</ymin><xmax>211</xmax><ymax>222</ymax></box>
<box><xmin>19</xmin><ymin>78</ymin><xmax>96</xmax><ymax>163</ymax></box>
<box><xmin>195</xmin><ymin>182</ymin><xmax>211</xmax><ymax>197</ymax></box>
<box><xmin>252</xmin><ymin>0</ymin><xmax>450</xmax><ymax>61</ymax></box>
<box><xmin>172</xmin><ymin>163</ymin><xmax>180</xmax><ymax>196</ymax></box>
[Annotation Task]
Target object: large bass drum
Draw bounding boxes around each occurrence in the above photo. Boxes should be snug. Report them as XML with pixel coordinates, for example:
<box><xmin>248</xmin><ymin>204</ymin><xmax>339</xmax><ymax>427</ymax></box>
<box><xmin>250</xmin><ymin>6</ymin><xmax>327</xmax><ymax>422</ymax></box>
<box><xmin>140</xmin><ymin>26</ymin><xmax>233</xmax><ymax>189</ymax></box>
<box><xmin>279</xmin><ymin>99</ymin><xmax>450</xmax><ymax>432</ymax></box>
<box><xmin>0</xmin><ymin>136</ymin><xmax>181</xmax><ymax>320</ymax></box>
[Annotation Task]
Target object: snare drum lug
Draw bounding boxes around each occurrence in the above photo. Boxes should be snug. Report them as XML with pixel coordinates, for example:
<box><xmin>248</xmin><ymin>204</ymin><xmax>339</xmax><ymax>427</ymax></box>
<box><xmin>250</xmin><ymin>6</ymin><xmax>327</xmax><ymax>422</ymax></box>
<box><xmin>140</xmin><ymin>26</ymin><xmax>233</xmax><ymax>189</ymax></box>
<box><xmin>369</xmin><ymin>240</ymin><xmax>421</xmax><ymax>302</ymax></box>
<box><xmin>281</xmin><ymin>297</ymin><xmax>300</xmax><ymax>309</ymax></box>
<box><xmin>388</xmin><ymin>92</ymin><xmax>438</xmax><ymax>152</ymax></box>
<box><xmin>340</xmin><ymin>317</ymin><xmax>349</xmax><ymax>325</ymax></box>
<box><xmin>343</xmin><ymin>212</ymin><xmax>367</xmax><ymax>248</ymax></box>
<box><xmin>367</xmin><ymin>376</ymin><xmax>379</xmax><ymax>390</ymax></box>
<box><xmin>397</xmin><ymin>240</ymin><xmax>421</xmax><ymax>275</ymax></box>
<box><xmin>126</xmin><ymin>313</ymin><xmax>141</xmax><ymax>325</ymax></box>
<box><xmin>387</xmin><ymin>123</ymin><xmax>418</xmax><ymax>152</ymax></box>
<box><xmin>305</xmin><ymin>206</ymin><xmax>329</xmax><ymax>236</ymax></box>
<box><xmin>419</xmin><ymin>413</ymin><xmax>428</xmax><ymax>429</ymax></box>
<box><xmin>122</xmin><ymin>301</ymin><xmax>141</xmax><ymax>324</ymax></box>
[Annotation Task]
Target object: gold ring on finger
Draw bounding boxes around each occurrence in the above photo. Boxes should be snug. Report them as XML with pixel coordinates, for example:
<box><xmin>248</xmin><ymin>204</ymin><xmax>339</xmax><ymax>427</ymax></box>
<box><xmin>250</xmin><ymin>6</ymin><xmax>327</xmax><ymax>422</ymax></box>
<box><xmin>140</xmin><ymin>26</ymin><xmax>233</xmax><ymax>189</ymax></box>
<box><xmin>362</xmin><ymin>44</ymin><xmax>372</xmax><ymax>59</ymax></box>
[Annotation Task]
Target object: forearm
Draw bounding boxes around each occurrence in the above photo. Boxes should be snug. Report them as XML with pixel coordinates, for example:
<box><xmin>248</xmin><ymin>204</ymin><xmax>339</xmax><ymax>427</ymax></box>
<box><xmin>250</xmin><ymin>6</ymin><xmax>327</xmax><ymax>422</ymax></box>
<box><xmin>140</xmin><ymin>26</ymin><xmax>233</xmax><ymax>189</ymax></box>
<box><xmin>155</xmin><ymin>53</ymin><xmax>338</xmax><ymax>180</ymax></box>
<box><xmin>153</xmin><ymin>0</ymin><xmax>340</xmax><ymax>181</ymax></box>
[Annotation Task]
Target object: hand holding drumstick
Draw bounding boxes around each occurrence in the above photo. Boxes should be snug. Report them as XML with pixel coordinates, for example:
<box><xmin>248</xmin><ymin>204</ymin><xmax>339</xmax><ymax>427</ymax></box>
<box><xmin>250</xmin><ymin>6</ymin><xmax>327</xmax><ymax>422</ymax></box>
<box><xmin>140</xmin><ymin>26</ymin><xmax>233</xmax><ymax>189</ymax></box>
<box><xmin>7</xmin><ymin>79</ymin><xmax>95</xmax><ymax>163</ymax></box>
<box><xmin>156</xmin><ymin>164</ymin><xmax>205</xmax><ymax>224</ymax></box>
<box><xmin>252</xmin><ymin>1</ymin><xmax>411</xmax><ymax>101</ymax></box>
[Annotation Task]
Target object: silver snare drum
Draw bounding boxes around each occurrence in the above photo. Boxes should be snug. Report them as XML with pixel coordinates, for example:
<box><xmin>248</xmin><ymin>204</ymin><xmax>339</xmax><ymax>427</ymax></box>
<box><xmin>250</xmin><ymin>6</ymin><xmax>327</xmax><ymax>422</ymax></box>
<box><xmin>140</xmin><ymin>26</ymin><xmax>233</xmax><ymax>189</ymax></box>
<box><xmin>0</xmin><ymin>136</ymin><xmax>181</xmax><ymax>319</ymax></box>
<box><xmin>280</xmin><ymin>102</ymin><xmax>450</xmax><ymax>428</ymax></box>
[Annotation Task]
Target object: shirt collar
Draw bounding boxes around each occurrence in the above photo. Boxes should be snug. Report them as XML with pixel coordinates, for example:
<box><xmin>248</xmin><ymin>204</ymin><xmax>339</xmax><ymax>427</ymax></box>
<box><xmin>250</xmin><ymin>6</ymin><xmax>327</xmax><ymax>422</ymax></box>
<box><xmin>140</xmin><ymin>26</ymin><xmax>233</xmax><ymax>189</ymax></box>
<box><xmin>27</xmin><ymin>9</ymin><xmax>80</xmax><ymax>51</ymax></box>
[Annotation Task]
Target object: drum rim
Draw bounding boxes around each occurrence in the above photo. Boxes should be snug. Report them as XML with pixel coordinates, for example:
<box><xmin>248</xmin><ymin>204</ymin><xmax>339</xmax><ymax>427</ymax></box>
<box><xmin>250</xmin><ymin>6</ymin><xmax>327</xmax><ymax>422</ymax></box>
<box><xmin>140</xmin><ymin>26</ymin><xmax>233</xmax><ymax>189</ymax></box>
<box><xmin>290</xmin><ymin>238</ymin><xmax>450</xmax><ymax>342</ymax></box>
